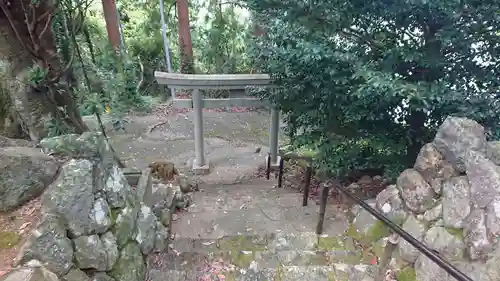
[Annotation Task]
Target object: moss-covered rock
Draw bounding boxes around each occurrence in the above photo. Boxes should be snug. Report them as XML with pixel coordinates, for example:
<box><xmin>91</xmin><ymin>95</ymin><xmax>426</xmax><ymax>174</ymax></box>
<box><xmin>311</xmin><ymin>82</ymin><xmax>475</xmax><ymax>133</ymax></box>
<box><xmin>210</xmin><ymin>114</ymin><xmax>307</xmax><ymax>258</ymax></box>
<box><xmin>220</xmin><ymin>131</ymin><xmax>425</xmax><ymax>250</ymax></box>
<box><xmin>396</xmin><ymin>267</ymin><xmax>417</xmax><ymax>281</ymax></box>
<box><xmin>109</xmin><ymin>242</ymin><xmax>146</xmax><ymax>281</ymax></box>
<box><xmin>0</xmin><ymin>231</ymin><xmax>21</xmax><ymax>249</ymax></box>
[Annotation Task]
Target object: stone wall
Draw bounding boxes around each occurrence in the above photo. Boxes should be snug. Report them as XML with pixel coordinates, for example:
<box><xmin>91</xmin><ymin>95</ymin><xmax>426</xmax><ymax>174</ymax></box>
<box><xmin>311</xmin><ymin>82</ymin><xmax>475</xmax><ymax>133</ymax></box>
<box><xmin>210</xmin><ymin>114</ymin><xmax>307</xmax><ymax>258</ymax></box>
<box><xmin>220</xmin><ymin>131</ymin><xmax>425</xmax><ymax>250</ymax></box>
<box><xmin>351</xmin><ymin>116</ymin><xmax>500</xmax><ymax>281</ymax></box>
<box><xmin>1</xmin><ymin>132</ymin><xmax>188</xmax><ymax>281</ymax></box>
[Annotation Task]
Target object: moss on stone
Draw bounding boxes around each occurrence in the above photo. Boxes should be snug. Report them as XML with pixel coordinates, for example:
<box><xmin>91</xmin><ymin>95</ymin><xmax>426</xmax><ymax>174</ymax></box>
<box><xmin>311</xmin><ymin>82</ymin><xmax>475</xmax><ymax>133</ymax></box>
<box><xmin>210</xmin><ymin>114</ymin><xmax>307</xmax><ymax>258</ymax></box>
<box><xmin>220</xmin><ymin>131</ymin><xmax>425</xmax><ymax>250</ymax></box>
<box><xmin>274</xmin><ymin>264</ymin><xmax>283</xmax><ymax>281</ymax></box>
<box><xmin>345</xmin><ymin>224</ymin><xmax>363</xmax><ymax>241</ymax></box>
<box><xmin>444</xmin><ymin>227</ymin><xmax>464</xmax><ymax>240</ymax></box>
<box><xmin>395</xmin><ymin>267</ymin><xmax>417</xmax><ymax>281</ymax></box>
<box><xmin>217</xmin><ymin>235</ymin><xmax>267</xmax><ymax>251</ymax></box>
<box><xmin>365</xmin><ymin>220</ymin><xmax>391</xmax><ymax>242</ymax></box>
<box><xmin>109</xmin><ymin>208</ymin><xmax>119</xmax><ymax>225</ymax></box>
<box><xmin>371</xmin><ymin>240</ymin><xmax>386</xmax><ymax>257</ymax></box>
<box><xmin>315</xmin><ymin>236</ymin><xmax>344</xmax><ymax>251</ymax></box>
<box><xmin>327</xmin><ymin>271</ymin><xmax>338</xmax><ymax>281</ymax></box>
<box><xmin>0</xmin><ymin>231</ymin><xmax>21</xmax><ymax>249</ymax></box>
<box><xmin>229</xmin><ymin>250</ymin><xmax>255</xmax><ymax>268</ymax></box>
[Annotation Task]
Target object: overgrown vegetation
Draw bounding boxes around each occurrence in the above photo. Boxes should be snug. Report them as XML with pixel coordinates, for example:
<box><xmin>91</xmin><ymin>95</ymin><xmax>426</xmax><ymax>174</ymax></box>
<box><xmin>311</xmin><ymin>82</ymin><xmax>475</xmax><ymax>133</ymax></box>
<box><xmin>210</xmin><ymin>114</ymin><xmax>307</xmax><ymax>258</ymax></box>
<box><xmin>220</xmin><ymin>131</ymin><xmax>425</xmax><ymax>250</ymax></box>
<box><xmin>0</xmin><ymin>0</ymin><xmax>498</xmax><ymax>179</ymax></box>
<box><xmin>245</xmin><ymin>0</ymin><xmax>500</xmax><ymax>177</ymax></box>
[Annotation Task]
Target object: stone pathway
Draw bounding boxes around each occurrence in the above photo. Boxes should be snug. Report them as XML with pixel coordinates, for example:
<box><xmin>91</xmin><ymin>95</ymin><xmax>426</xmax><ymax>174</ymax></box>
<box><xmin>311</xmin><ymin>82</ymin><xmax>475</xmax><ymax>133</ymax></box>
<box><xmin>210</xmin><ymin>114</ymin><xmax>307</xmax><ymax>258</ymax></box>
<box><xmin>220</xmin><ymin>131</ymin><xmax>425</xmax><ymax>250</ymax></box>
<box><xmin>84</xmin><ymin>109</ymin><xmax>283</xmax><ymax>184</ymax></box>
<box><xmin>84</xmin><ymin>107</ymin><xmax>378</xmax><ymax>281</ymax></box>
<box><xmin>147</xmin><ymin>179</ymin><xmax>379</xmax><ymax>281</ymax></box>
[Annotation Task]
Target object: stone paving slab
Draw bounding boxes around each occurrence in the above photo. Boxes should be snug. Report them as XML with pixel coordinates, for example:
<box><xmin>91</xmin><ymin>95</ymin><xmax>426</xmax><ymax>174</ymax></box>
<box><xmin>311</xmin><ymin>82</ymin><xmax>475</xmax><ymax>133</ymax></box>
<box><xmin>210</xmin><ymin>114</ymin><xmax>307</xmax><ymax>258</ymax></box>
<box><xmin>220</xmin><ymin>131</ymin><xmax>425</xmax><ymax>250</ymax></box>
<box><xmin>151</xmin><ymin>249</ymin><xmax>372</xmax><ymax>270</ymax></box>
<box><xmin>172</xmin><ymin>206</ymin><xmax>350</xmax><ymax>239</ymax></box>
<box><xmin>146</xmin><ymin>263</ymin><xmax>378</xmax><ymax>281</ymax></box>
<box><xmin>187</xmin><ymin>182</ymin><xmax>317</xmax><ymax>213</ymax></box>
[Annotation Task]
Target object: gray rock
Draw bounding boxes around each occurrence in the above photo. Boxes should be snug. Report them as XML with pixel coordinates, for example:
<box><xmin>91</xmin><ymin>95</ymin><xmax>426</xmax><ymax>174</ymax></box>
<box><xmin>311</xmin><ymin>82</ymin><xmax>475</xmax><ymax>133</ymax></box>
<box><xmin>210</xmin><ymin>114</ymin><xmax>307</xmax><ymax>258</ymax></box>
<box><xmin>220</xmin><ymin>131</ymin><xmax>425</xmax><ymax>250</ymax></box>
<box><xmin>464</xmin><ymin>208</ymin><xmax>493</xmax><ymax>260</ymax></box>
<box><xmin>433</xmin><ymin>116</ymin><xmax>487</xmax><ymax>173</ymax></box>
<box><xmin>486</xmin><ymin>141</ymin><xmax>500</xmax><ymax>166</ymax></box>
<box><xmin>430</xmin><ymin>178</ymin><xmax>444</xmax><ymax>195</ymax></box>
<box><xmin>113</xmin><ymin>204</ymin><xmax>138</xmax><ymax>248</ymax></box>
<box><xmin>423</xmin><ymin>226</ymin><xmax>465</xmax><ymax>260</ymax></box>
<box><xmin>135</xmin><ymin>203</ymin><xmax>157</xmax><ymax>254</ymax></box>
<box><xmin>375</xmin><ymin>185</ymin><xmax>407</xmax><ymax>222</ymax></box>
<box><xmin>486</xmin><ymin>195</ymin><xmax>500</xmax><ymax>239</ymax></box>
<box><xmin>415</xmin><ymin>254</ymin><xmax>451</xmax><ymax>281</ymax></box>
<box><xmin>100</xmin><ymin>232</ymin><xmax>118</xmax><ymax>270</ymax></box>
<box><xmin>423</xmin><ymin>203</ymin><xmax>442</xmax><ymax>222</ymax></box>
<box><xmin>135</xmin><ymin>168</ymin><xmax>152</xmax><ymax>202</ymax></box>
<box><xmin>73</xmin><ymin>235</ymin><xmax>108</xmax><ymax>271</ymax></box>
<box><xmin>109</xmin><ymin>242</ymin><xmax>146</xmax><ymax>281</ymax></box>
<box><xmin>454</xmin><ymin>261</ymin><xmax>490</xmax><ymax>281</ymax></box>
<box><xmin>144</xmin><ymin>183</ymin><xmax>175</xmax><ymax>217</ymax></box>
<box><xmin>159</xmin><ymin>209</ymin><xmax>171</xmax><ymax>227</ymax></box>
<box><xmin>0</xmin><ymin>136</ymin><xmax>34</xmax><ymax>147</ymax></box>
<box><xmin>177</xmin><ymin>174</ymin><xmax>198</xmax><ymax>193</ymax></box>
<box><xmin>153</xmin><ymin>221</ymin><xmax>168</xmax><ymax>252</ymax></box>
<box><xmin>465</xmin><ymin>150</ymin><xmax>500</xmax><ymax>208</ymax></box>
<box><xmin>352</xmin><ymin>201</ymin><xmax>378</xmax><ymax>236</ymax></box>
<box><xmin>0</xmin><ymin>146</ymin><xmax>60</xmax><ymax>212</ymax></box>
<box><xmin>104</xmin><ymin>165</ymin><xmax>132</xmax><ymax>208</ymax></box>
<box><xmin>433</xmin><ymin>219</ymin><xmax>444</xmax><ymax>227</ymax></box>
<box><xmin>62</xmin><ymin>268</ymin><xmax>89</xmax><ymax>281</ymax></box>
<box><xmin>398</xmin><ymin>214</ymin><xmax>426</xmax><ymax>262</ymax></box>
<box><xmin>90</xmin><ymin>198</ymin><xmax>112</xmax><ymax>234</ymax></box>
<box><xmin>91</xmin><ymin>273</ymin><xmax>116</xmax><ymax>281</ymax></box>
<box><xmin>16</xmin><ymin>215</ymin><xmax>73</xmax><ymax>276</ymax></box>
<box><xmin>414</xmin><ymin>143</ymin><xmax>457</xmax><ymax>183</ymax></box>
<box><xmin>486</xmin><ymin>247</ymin><xmax>500</xmax><ymax>281</ymax></box>
<box><xmin>41</xmin><ymin>159</ymin><xmax>95</xmax><ymax>237</ymax></box>
<box><xmin>442</xmin><ymin>176</ymin><xmax>471</xmax><ymax>228</ymax></box>
<box><xmin>0</xmin><ymin>266</ymin><xmax>60</xmax><ymax>281</ymax></box>
<box><xmin>397</xmin><ymin>169</ymin><xmax>435</xmax><ymax>213</ymax></box>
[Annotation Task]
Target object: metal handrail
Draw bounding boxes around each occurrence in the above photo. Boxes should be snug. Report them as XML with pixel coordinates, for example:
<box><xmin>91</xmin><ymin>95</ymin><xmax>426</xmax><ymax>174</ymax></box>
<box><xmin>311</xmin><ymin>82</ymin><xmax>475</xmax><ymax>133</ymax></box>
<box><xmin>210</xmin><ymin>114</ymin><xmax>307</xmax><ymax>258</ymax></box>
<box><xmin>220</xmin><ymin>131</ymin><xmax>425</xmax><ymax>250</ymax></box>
<box><xmin>266</xmin><ymin>157</ymin><xmax>473</xmax><ymax>281</ymax></box>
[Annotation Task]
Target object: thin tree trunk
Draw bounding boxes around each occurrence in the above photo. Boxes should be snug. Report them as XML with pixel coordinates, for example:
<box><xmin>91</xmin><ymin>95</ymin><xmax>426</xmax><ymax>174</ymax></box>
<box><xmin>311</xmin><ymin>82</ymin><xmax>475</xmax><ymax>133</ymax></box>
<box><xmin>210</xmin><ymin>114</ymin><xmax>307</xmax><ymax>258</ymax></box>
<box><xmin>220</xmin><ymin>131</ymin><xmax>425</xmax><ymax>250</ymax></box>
<box><xmin>101</xmin><ymin>0</ymin><xmax>121</xmax><ymax>51</ymax></box>
<box><xmin>176</xmin><ymin>0</ymin><xmax>195</xmax><ymax>73</ymax></box>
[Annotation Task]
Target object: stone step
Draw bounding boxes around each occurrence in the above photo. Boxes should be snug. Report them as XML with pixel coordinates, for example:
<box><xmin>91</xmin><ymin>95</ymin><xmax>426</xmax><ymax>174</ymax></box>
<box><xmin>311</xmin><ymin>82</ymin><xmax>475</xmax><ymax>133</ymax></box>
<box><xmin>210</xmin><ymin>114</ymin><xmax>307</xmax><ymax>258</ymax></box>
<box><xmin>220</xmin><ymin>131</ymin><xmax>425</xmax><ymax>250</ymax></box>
<box><xmin>149</xmin><ymin>249</ymin><xmax>374</xmax><ymax>271</ymax></box>
<box><xmin>169</xmin><ymin>232</ymin><xmax>358</xmax><ymax>252</ymax></box>
<box><xmin>147</xmin><ymin>264</ymin><xmax>379</xmax><ymax>281</ymax></box>
<box><xmin>189</xmin><ymin>180</ymin><xmax>316</xmax><ymax>213</ymax></box>
<box><xmin>172</xmin><ymin>206</ymin><xmax>349</xmax><ymax>239</ymax></box>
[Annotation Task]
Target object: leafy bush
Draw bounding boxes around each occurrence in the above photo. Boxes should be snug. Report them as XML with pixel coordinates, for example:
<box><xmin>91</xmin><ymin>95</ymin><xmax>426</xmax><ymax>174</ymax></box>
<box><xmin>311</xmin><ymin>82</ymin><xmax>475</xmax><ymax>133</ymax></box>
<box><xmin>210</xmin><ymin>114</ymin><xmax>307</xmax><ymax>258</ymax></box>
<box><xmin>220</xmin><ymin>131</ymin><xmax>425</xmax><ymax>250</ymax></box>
<box><xmin>245</xmin><ymin>0</ymin><xmax>500</xmax><ymax>177</ymax></box>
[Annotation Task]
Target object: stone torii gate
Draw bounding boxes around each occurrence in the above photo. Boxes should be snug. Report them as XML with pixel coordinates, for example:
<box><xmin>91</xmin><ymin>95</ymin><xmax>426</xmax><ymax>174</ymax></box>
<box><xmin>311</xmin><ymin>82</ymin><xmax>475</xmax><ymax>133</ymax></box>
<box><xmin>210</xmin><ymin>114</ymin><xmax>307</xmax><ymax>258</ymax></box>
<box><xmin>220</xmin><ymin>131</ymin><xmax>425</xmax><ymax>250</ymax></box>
<box><xmin>154</xmin><ymin>71</ymin><xmax>281</xmax><ymax>175</ymax></box>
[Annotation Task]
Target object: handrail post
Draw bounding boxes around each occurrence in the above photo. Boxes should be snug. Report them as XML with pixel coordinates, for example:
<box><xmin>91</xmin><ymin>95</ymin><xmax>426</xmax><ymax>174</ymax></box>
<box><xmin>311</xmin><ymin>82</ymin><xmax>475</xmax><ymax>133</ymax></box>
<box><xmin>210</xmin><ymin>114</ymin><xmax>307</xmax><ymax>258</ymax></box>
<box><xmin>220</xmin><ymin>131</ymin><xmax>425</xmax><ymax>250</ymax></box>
<box><xmin>316</xmin><ymin>183</ymin><xmax>329</xmax><ymax>234</ymax></box>
<box><xmin>269</xmin><ymin>106</ymin><xmax>280</xmax><ymax>165</ymax></box>
<box><xmin>192</xmin><ymin>89</ymin><xmax>209</xmax><ymax>174</ymax></box>
<box><xmin>302</xmin><ymin>165</ymin><xmax>312</xmax><ymax>206</ymax></box>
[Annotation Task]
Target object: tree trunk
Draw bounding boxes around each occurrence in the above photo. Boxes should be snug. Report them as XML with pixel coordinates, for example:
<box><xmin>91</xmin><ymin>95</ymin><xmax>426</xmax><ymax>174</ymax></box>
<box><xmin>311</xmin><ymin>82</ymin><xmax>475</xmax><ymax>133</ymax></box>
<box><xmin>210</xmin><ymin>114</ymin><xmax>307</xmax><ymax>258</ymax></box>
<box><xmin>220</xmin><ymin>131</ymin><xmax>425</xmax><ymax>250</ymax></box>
<box><xmin>0</xmin><ymin>0</ymin><xmax>87</xmax><ymax>140</ymax></box>
<box><xmin>176</xmin><ymin>0</ymin><xmax>195</xmax><ymax>73</ymax></box>
<box><xmin>101</xmin><ymin>0</ymin><xmax>121</xmax><ymax>51</ymax></box>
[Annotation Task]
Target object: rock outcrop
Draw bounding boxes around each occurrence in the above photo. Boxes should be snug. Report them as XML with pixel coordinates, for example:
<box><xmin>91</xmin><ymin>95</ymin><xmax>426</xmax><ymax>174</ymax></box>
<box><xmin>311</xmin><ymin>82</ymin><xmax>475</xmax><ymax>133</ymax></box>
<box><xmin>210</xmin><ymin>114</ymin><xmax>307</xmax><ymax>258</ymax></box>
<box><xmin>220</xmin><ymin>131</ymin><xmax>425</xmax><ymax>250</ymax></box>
<box><xmin>2</xmin><ymin>132</ymin><xmax>185</xmax><ymax>281</ymax></box>
<box><xmin>351</xmin><ymin>116</ymin><xmax>500</xmax><ymax>281</ymax></box>
<box><xmin>0</xmin><ymin>145</ymin><xmax>61</xmax><ymax>212</ymax></box>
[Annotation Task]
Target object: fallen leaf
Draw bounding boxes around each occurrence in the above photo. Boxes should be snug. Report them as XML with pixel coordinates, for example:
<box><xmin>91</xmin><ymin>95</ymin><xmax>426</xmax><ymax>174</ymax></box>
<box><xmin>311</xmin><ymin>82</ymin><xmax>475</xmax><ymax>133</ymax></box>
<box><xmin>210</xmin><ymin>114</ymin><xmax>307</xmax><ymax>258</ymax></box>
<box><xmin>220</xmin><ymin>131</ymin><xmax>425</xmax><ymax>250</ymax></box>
<box><xmin>19</xmin><ymin>222</ymin><xmax>31</xmax><ymax>231</ymax></box>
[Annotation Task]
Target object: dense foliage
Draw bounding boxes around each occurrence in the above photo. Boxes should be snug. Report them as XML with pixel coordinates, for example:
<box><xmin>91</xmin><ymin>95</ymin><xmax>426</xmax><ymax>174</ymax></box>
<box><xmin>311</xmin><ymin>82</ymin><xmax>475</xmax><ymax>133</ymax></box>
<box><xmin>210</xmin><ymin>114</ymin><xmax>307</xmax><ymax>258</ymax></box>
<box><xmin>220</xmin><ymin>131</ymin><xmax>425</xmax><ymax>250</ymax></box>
<box><xmin>38</xmin><ymin>0</ymin><xmax>252</xmax><ymax>135</ymax></box>
<box><xmin>245</xmin><ymin>0</ymin><xmax>500</xmax><ymax>177</ymax></box>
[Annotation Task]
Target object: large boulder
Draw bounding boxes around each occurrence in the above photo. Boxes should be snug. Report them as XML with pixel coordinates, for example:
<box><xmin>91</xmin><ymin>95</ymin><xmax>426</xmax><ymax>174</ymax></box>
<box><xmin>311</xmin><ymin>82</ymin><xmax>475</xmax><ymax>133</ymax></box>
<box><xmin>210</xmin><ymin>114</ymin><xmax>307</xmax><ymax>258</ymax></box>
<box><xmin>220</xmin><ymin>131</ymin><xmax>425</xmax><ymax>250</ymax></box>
<box><xmin>433</xmin><ymin>116</ymin><xmax>487</xmax><ymax>173</ymax></box>
<box><xmin>41</xmin><ymin>159</ymin><xmax>97</xmax><ymax>237</ymax></box>
<box><xmin>0</xmin><ymin>136</ymin><xmax>34</xmax><ymax>147</ymax></box>
<box><xmin>0</xmin><ymin>146</ymin><xmax>60</xmax><ymax>212</ymax></box>
<box><xmin>16</xmin><ymin>215</ymin><xmax>73</xmax><ymax>276</ymax></box>
<box><xmin>0</xmin><ymin>265</ymin><xmax>59</xmax><ymax>281</ymax></box>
